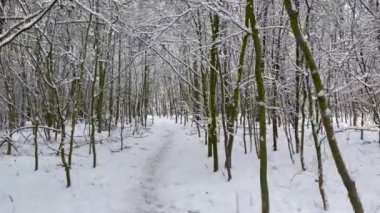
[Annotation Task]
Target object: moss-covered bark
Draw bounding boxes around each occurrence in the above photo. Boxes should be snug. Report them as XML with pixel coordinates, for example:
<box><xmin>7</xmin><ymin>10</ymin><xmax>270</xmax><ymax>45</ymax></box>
<box><xmin>225</xmin><ymin>32</ymin><xmax>249</xmax><ymax>181</ymax></box>
<box><xmin>246</xmin><ymin>0</ymin><xmax>269</xmax><ymax>212</ymax></box>
<box><xmin>284</xmin><ymin>0</ymin><xmax>364</xmax><ymax>212</ymax></box>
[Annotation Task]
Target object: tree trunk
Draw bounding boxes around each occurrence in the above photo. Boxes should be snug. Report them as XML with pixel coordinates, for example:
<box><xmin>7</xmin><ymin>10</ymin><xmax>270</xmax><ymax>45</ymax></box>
<box><xmin>225</xmin><ymin>32</ymin><xmax>249</xmax><ymax>181</ymax></box>
<box><xmin>247</xmin><ymin>0</ymin><xmax>269</xmax><ymax>212</ymax></box>
<box><xmin>208</xmin><ymin>12</ymin><xmax>220</xmax><ymax>172</ymax></box>
<box><xmin>284</xmin><ymin>1</ymin><xmax>364</xmax><ymax>212</ymax></box>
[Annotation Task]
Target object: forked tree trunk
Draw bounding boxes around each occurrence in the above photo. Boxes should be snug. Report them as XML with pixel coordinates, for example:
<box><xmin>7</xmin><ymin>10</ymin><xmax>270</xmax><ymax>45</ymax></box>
<box><xmin>225</xmin><ymin>32</ymin><xmax>249</xmax><ymax>181</ymax></box>
<box><xmin>68</xmin><ymin>15</ymin><xmax>92</xmax><ymax>167</ymax></box>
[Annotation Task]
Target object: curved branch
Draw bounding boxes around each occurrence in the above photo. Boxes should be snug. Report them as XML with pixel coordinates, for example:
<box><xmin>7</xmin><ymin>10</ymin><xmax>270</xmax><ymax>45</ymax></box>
<box><xmin>0</xmin><ymin>0</ymin><xmax>58</xmax><ymax>48</ymax></box>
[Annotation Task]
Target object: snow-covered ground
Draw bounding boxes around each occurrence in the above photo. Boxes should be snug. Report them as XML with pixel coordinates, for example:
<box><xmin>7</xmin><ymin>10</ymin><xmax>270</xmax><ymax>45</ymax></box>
<box><xmin>1</xmin><ymin>118</ymin><xmax>380</xmax><ymax>213</ymax></box>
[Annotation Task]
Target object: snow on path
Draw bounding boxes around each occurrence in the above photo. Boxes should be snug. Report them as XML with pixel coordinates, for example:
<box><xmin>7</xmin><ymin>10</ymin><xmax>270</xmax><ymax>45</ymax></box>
<box><xmin>132</xmin><ymin>124</ymin><xmax>175</xmax><ymax>213</ymax></box>
<box><xmin>131</xmin><ymin>118</ymin><xmax>212</xmax><ymax>213</ymax></box>
<box><xmin>1</xmin><ymin>118</ymin><xmax>380</xmax><ymax>213</ymax></box>
<box><xmin>139</xmin><ymin>119</ymin><xmax>256</xmax><ymax>213</ymax></box>
<box><xmin>134</xmin><ymin>119</ymin><xmax>380</xmax><ymax>213</ymax></box>
<box><xmin>0</xmin><ymin>118</ymin><xmax>207</xmax><ymax>213</ymax></box>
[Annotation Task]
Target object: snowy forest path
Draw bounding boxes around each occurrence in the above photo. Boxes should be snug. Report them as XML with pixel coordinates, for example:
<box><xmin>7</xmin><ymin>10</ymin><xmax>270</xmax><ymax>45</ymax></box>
<box><xmin>129</xmin><ymin>117</ymin><xmax>207</xmax><ymax>213</ymax></box>
<box><xmin>3</xmin><ymin>118</ymin><xmax>379</xmax><ymax>213</ymax></box>
<box><xmin>132</xmin><ymin>118</ymin><xmax>176</xmax><ymax>213</ymax></box>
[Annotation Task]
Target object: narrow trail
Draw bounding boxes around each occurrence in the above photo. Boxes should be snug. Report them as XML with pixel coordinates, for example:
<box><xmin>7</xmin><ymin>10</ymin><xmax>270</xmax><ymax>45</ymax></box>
<box><xmin>131</xmin><ymin>120</ymin><xmax>179</xmax><ymax>213</ymax></box>
<box><xmin>130</xmin><ymin>118</ymin><xmax>204</xmax><ymax>213</ymax></box>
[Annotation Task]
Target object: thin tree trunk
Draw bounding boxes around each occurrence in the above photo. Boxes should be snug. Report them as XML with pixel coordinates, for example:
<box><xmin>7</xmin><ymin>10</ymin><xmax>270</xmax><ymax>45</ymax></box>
<box><xmin>306</xmin><ymin>76</ymin><xmax>328</xmax><ymax>210</ymax></box>
<box><xmin>209</xmin><ymin>12</ymin><xmax>220</xmax><ymax>172</ymax></box>
<box><xmin>300</xmin><ymin>79</ymin><xmax>307</xmax><ymax>171</ymax></box>
<box><xmin>96</xmin><ymin>61</ymin><xmax>106</xmax><ymax>133</ymax></box>
<box><xmin>225</xmin><ymin>32</ymin><xmax>249</xmax><ymax>181</ymax></box>
<box><xmin>33</xmin><ymin>119</ymin><xmax>39</xmax><ymax>171</ymax></box>
<box><xmin>61</xmin><ymin>147</ymin><xmax>71</xmax><ymax>188</ymax></box>
<box><xmin>68</xmin><ymin>15</ymin><xmax>92</xmax><ymax>167</ymax></box>
<box><xmin>247</xmin><ymin>0</ymin><xmax>269</xmax><ymax>212</ymax></box>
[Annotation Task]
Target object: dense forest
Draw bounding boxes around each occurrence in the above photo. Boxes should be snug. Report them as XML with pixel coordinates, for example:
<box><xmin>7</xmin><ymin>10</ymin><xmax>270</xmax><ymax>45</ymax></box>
<box><xmin>1</xmin><ymin>0</ymin><xmax>379</xmax><ymax>213</ymax></box>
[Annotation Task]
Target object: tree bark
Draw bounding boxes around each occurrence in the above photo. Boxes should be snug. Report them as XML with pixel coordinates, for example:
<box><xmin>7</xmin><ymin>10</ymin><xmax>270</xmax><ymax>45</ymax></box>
<box><xmin>247</xmin><ymin>0</ymin><xmax>269</xmax><ymax>212</ymax></box>
<box><xmin>284</xmin><ymin>1</ymin><xmax>364</xmax><ymax>212</ymax></box>
<box><xmin>208</xmin><ymin>12</ymin><xmax>220</xmax><ymax>172</ymax></box>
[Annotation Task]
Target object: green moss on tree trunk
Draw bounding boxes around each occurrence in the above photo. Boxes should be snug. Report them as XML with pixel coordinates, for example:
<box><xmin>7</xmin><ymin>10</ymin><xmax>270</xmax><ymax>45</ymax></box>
<box><xmin>246</xmin><ymin>0</ymin><xmax>269</xmax><ymax>212</ymax></box>
<box><xmin>284</xmin><ymin>1</ymin><xmax>364</xmax><ymax>212</ymax></box>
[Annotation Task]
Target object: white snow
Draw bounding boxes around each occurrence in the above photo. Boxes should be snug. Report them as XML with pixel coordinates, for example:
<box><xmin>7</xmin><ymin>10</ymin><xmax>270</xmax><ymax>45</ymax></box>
<box><xmin>317</xmin><ymin>90</ymin><xmax>325</xmax><ymax>97</ymax></box>
<box><xmin>325</xmin><ymin>108</ymin><xmax>332</xmax><ymax>117</ymax></box>
<box><xmin>1</xmin><ymin>118</ymin><xmax>380</xmax><ymax>213</ymax></box>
